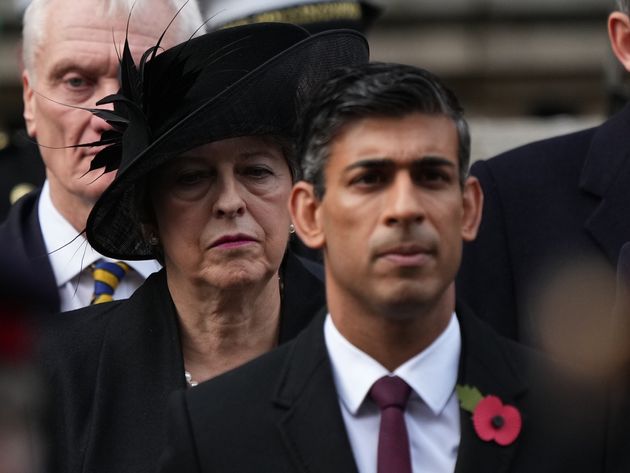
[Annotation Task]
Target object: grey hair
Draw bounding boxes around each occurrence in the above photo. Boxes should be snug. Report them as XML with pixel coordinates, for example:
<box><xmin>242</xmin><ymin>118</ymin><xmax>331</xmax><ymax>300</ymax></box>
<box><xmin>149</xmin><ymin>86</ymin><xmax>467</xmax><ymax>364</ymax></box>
<box><xmin>618</xmin><ymin>0</ymin><xmax>630</xmax><ymax>13</ymax></box>
<box><xmin>22</xmin><ymin>0</ymin><xmax>205</xmax><ymax>79</ymax></box>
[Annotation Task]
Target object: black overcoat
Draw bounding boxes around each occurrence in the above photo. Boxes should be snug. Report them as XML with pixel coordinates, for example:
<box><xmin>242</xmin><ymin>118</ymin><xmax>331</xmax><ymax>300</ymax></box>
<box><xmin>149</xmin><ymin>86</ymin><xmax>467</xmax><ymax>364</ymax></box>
<box><xmin>159</xmin><ymin>305</ymin><xmax>609</xmax><ymax>473</ymax></box>
<box><xmin>457</xmin><ymin>104</ymin><xmax>630</xmax><ymax>344</ymax></box>
<box><xmin>40</xmin><ymin>253</ymin><xmax>325</xmax><ymax>473</ymax></box>
<box><xmin>0</xmin><ymin>189</ymin><xmax>59</xmax><ymax>312</ymax></box>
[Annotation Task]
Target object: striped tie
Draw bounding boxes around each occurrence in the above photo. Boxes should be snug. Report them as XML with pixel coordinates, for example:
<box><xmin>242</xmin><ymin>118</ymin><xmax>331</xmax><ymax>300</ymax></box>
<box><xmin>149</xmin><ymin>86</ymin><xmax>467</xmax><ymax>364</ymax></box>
<box><xmin>91</xmin><ymin>260</ymin><xmax>131</xmax><ymax>305</ymax></box>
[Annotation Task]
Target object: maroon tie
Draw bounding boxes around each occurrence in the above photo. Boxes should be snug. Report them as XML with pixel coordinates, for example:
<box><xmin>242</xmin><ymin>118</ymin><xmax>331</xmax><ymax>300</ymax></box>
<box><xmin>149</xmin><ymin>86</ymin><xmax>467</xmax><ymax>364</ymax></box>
<box><xmin>369</xmin><ymin>375</ymin><xmax>413</xmax><ymax>473</ymax></box>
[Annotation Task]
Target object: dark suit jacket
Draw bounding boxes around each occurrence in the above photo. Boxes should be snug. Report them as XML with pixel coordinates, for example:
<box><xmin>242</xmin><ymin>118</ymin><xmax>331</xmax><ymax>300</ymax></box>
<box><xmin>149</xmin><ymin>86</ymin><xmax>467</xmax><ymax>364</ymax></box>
<box><xmin>0</xmin><ymin>189</ymin><xmax>59</xmax><ymax>313</ymax></box>
<box><xmin>159</xmin><ymin>305</ymin><xmax>608</xmax><ymax>473</ymax></box>
<box><xmin>457</xmin><ymin>104</ymin><xmax>630</xmax><ymax>344</ymax></box>
<box><xmin>39</xmin><ymin>253</ymin><xmax>325</xmax><ymax>473</ymax></box>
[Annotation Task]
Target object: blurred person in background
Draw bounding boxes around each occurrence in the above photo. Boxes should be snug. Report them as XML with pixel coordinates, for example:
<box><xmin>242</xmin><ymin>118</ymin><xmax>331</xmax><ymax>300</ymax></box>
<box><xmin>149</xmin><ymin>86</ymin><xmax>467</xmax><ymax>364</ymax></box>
<box><xmin>200</xmin><ymin>0</ymin><xmax>382</xmax><ymax>33</ymax></box>
<box><xmin>606</xmin><ymin>241</ymin><xmax>630</xmax><ymax>472</ymax></box>
<box><xmin>0</xmin><ymin>129</ymin><xmax>44</xmax><ymax>222</ymax></box>
<box><xmin>39</xmin><ymin>22</ymin><xmax>367</xmax><ymax>473</ymax></box>
<box><xmin>0</xmin><ymin>314</ymin><xmax>45</xmax><ymax>473</ymax></box>
<box><xmin>457</xmin><ymin>0</ymin><xmax>630</xmax><ymax>358</ymax></box>
<box><xmin>0</xmin><ymin>0</ymin><xmax>45</xmax><ymax>221</ymax></box>
<box><xmin>0</xmin><ymin>252</ymin><xmax>47</xmax><ymax>473</ymax></box>
<box><xmin>0</xmin><ymin>0</ymin><xmax>204</xmax><ymax>314</ymax></box>
<box><xmin>0</xmin><ymin>326</ymin><xmax>44</xmax><ymax>473</ymax></box>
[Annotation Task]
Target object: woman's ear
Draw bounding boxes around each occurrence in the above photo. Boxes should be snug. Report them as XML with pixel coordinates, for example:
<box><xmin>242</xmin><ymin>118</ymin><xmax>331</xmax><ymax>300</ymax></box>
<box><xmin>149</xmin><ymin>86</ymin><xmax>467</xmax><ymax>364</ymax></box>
<box><xmin>461</xmin><ymin>175</ymin><xmax>483</xmax><ymax>242</ymax></box>
<box><xmin>289</xmin><ymin>181</ymin><xmax>325</xmax><ymax>249</ymax></box>
<box><xmin>609</xmin><ymin>11</ymin><xmax>630</xmax><ymax>72</ymax></box>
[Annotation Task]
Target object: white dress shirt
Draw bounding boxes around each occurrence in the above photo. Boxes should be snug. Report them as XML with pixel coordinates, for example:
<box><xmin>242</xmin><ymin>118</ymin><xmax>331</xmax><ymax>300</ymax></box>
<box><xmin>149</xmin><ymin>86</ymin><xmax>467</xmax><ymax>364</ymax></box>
<box><xmin>38</xmin><ymin>181</ymin><xmax>161</xmax><ymax>312</ymax></box>
<box><xmin>324</xmin><ymin>312</ymin><xmax>462</xmax><ymax>473</ymax></box>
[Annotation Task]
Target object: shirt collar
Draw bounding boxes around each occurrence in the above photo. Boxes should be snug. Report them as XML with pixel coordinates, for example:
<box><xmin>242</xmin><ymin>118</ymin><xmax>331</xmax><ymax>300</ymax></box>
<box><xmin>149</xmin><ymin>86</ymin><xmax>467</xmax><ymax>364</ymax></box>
<box><xmin>324</xmin><ymin>312</ymin><xmax>461</xmax><ymax>417</ymax></box>
<box><xmin>38</xmin><ymin>181</ymin><xmax>160</xmax><ymax>286</ymax></box>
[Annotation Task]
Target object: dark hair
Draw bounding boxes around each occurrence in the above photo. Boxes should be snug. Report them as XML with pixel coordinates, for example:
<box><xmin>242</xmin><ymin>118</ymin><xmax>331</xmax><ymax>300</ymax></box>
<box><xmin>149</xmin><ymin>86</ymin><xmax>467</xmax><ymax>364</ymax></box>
<box><xmin>298</xmin><ymin>62</ymin><xmax>470</xmax><ymax>197</ymax></box>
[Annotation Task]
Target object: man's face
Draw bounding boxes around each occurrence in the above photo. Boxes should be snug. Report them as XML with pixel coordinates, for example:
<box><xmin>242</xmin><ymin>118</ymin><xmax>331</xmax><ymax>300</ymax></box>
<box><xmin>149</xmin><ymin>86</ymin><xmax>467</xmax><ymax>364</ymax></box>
<box><xmin>22</xmin><ymin>0</ymin><xmax>183</xmax><ymax>210</ymax></box>
<box><xmin>292</xmin><ymin>113</ymin><xmax>481</xmax><ymax>317</ymax></box>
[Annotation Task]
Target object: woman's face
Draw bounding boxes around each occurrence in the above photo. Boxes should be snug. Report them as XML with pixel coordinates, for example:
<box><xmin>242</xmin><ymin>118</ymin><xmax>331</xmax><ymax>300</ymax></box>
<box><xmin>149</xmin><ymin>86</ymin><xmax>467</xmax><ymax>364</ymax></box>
<box><xmin>151</xmin><ymin>136</ymin><xmax>293</xmax><ymax>289</ymax></box>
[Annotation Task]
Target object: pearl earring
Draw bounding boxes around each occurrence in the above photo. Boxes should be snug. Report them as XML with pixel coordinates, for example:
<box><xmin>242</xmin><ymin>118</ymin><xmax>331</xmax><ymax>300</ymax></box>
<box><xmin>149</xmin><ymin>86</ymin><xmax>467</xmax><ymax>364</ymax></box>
<box><xmin>289</xmin><ymin>223</ymin><xmax>296</xmax><ymax>234</ymax></box>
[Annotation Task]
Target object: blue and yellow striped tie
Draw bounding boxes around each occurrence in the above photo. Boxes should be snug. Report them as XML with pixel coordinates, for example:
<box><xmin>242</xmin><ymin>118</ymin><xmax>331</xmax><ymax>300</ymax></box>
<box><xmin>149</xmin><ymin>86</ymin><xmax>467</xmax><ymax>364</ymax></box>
<box><xmin>91</xmin><ymin>260</ymin><xmax>131</xmax><ymax>305</ymax></box>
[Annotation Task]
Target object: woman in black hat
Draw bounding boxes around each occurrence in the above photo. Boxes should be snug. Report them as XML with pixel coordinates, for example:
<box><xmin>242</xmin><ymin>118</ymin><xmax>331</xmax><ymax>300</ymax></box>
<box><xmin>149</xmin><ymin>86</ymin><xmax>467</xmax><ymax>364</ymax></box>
<box><xmin>40</xmin><ymin>22</ymin><xmax>368</xmax><ymax>473</ymax></box>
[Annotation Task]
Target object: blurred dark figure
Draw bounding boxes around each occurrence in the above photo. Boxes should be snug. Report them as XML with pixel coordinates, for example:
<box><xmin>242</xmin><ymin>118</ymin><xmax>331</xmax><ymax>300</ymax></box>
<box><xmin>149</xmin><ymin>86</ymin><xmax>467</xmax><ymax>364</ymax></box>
<box><xmin>0</xmin><ymin>256</ymin><xmax>48</xmax><ymax>473</ymax></box>
<box><xmin>0</xmin><ymin>315</ymin><xmax>45</xmax><ymax>473</ymax></box>
<box><xmin>605</xmin><ymin>56</ymin><xmax>630</xmax><ymax>116</ymax></box>
<box><xmin>606</xmin><ymin>241</ymin><xmax>630</xmax><ymax>473</ymax></box>
<box><xmin>529</xmin><ymin>257</ymin><xmax>624</xmax><ymax>380</ymax></box>
<box><xmin>0</xmin><ymin>0</ymin><xmax>46</xmax><ymax>223</ymax></box>
<box><xmin>0</xmin><ymin>130</ymin><xmax>45</xmax><ymax>223</ymax></box>
<box><xmin>457</xmin><ymin>0</ymin><xmax>630</xmax><ymax>348</ymax></box>
<box><xmin>200</xmin><ymin>0</ymin><xmax>382</xmax><ymax>33</ymax></box>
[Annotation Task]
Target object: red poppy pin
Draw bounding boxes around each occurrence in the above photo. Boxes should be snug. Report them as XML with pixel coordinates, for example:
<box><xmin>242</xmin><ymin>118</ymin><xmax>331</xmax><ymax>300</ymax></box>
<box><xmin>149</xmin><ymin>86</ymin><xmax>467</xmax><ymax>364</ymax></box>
<box><xmin>456</xmin><ymin>384</ymin><xmax>522</xmax><ymax>446</ymax></box>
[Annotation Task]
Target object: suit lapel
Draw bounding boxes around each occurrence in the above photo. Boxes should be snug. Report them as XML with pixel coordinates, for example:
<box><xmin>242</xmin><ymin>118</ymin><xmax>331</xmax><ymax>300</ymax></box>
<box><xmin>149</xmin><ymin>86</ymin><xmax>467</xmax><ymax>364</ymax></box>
<box><xmin>454</xmin><ymin>305</ymin><xmax>528</xmax><ymax>473</ymax></box>
<box><xmin>274</xmin><ymin>312</ymin><xmax>359</xmax><ymax>473</ymax></box>
<box><xmin>580</xmin><ymin>104</ymin><xmax>630</xmax><ymax>264</ymax></box>
<box><xmin>7</xmin><ymin>190</ymin><xmax>60</xmax><ymax>312</ymax></box>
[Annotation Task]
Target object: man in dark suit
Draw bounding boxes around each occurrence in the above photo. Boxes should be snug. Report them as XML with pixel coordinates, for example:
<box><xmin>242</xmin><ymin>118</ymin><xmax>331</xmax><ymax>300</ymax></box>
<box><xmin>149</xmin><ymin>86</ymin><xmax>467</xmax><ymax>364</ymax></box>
<box><xmin>159</xmin><ymin>63</ymin><xmax>608</xmax><ymax>473</ymax></box>
<box><xmin>0</xmin><ymin>0</ymin><xmax>204</xmax><ymax>313</ymax></box>
<box><xmin>457</xmin><ymin>0</ymin><xmax>630</xmax><ymax>346</ymax></box>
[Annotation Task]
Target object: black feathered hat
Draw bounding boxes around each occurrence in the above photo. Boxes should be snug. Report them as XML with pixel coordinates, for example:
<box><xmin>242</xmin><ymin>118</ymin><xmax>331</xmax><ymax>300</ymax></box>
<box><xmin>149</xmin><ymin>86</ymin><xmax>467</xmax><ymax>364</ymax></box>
<box><xmin>83</xmin><ymin>22</ymin><xmax>369</xmax><ymax>260</ymax></box>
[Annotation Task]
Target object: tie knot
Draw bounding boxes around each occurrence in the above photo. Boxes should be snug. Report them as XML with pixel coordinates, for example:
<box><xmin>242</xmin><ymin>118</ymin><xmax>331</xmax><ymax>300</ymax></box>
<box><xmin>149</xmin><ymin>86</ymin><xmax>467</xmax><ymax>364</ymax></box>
<box><xmin>91</xmin><ymin>260</ymin><xmax>130</xmax><ymax>304</ymax></box>
<box><xmin>369</xmin><ymin>375</ymin><xmax>411</xmax><ymax>411</ymax></box>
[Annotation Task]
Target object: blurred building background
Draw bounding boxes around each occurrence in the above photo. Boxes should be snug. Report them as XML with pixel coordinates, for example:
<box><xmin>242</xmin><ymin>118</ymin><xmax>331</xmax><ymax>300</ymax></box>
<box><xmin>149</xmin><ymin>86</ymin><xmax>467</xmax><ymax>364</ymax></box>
<box><xmin>0</xmin><ymin>0</ymin><xmax>621</xmax><ymax>161</ymax></box>
<box><xmin>368</xmin><ymin>0</ymin><xmax>615</xmax><ymax>160</ymax></box>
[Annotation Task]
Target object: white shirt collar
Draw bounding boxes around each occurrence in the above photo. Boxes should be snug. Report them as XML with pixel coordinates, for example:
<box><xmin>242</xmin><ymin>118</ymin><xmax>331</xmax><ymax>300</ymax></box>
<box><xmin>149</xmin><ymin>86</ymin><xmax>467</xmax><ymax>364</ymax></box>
<box><xmin>325</xmin><ymin>312</ymin><xmax>461</xmax><ymax>417</ymax></box>
<box><xmin>38</xmin><ymin>180</ymin><xmax>159</xmax><ymax>287</ymax></box>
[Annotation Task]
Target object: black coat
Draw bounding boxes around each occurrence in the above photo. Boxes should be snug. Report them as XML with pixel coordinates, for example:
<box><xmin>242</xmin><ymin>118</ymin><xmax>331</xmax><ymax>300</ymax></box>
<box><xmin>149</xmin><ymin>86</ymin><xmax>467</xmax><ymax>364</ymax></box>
<box><xmin>159</xmin><ymin>305</ymin><xmax>609</xmax><ymax>473</ymax></box>
<box><xmin>40</xmin><ymin>253</ymin><xmax>325</xmax><ymax>473</ymax></box>
<box><xmin>457</xmin><ymin>104</ymin><xmax>630</xmax><ymax>344</ymax></box>
<box><xmin>0</xmin><ymin>189</ymin><xmax>59</xmax><ymax>313</ymax></box>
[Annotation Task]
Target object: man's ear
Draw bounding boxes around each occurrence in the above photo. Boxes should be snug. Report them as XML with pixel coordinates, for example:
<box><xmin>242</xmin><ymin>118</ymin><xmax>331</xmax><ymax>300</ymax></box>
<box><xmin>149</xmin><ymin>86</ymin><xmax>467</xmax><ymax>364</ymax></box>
<box><xmin>289</xmin><ymin>181</ymin><xmax>325</xmax><ymax>249</ymax></box>
<box><xmin>609</xmin><ymin>11</ymin><xmax>630</xmax><ymax>72</ymax></box>
<box><xmin>22</xmin><ymin>70</ymin><xmax>37</xmax><ymax>137</ymax></box>
<box><xmin>461</xmin><ymin>175</ymin><xmax>483</xmax><ymax>242</ymax></box>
